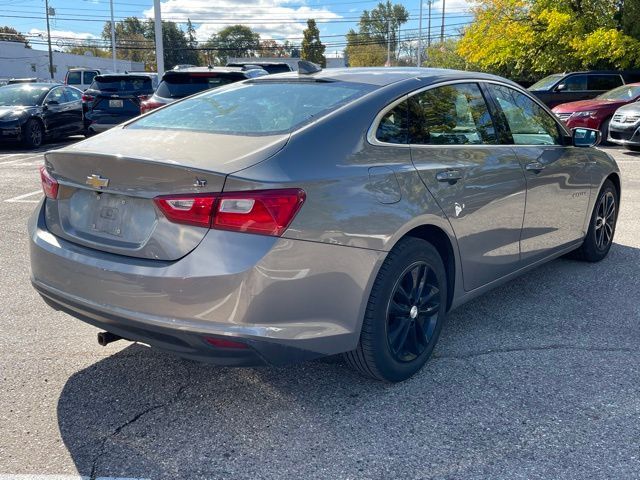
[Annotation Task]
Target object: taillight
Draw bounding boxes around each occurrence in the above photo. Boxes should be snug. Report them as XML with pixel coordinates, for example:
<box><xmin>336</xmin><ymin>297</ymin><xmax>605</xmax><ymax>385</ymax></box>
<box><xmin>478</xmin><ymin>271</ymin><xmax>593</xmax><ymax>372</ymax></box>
<box><xmin>154</xmin><ymin>194</ymin><xmax>216</xmax><ymax>228</ymax></box>
<box><xmin>39</xmin><ymin>166</ymin><xmax>58</xmax><ymax>199</ymax></box>
<box><xmin>138</xmin><ymin>94</ymin><xmax>151</xmax><ymax>102</ymax></box>
<box><xmin>81</xmin><ymin>94</ymin><xmax>94</xmax><ymax>103</ymax></box>
<box><xmin>141</xmin><ymin>100</ymin><xmax>163</xmax><ymax>114</ymax></box>
<box><xmin>204</xmin><ymin>336</ymin><xmax>248</xmax><ymax>349</ymax></box>
<box><xmin>154</xmin><ymin>189</ymin><xmax>306</xmax><ymax>236</ymax></box>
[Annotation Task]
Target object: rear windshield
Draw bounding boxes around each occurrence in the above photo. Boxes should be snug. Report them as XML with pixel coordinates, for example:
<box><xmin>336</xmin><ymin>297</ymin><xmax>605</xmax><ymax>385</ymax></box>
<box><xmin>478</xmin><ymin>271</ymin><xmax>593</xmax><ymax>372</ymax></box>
<box><xmin>129</xmin><ymin>81</ymin><xmax>374</xmax><ymax>135</ymax></box>
<box><xmin>155</xmin><ymin>73</ymin><xmax>242</xmax><ymax>99</ymax></box>
<box><xmin>90</xmin><ymin>76</ymin><xmax>152</xmax><ymax>92</ymax></box>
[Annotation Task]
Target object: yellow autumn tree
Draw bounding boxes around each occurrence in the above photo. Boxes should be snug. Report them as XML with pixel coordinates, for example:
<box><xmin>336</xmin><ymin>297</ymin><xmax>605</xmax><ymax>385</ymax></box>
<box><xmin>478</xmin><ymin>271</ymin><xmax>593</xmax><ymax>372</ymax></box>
<box><xmin>458</xmin><ymin>0</ymin><xmax>640</xmax><ymax>82</ymax></box>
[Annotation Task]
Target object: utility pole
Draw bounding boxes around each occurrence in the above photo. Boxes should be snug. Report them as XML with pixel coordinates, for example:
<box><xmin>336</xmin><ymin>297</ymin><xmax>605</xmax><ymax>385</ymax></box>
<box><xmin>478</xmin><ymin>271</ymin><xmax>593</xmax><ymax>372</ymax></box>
<box><xmin>386</xmin><ymin>18</ymin><xmax>391</xmax><ymax>66</ymax></box>
<box><xmin>153</xmin><ymin>0</ymin><xmax>164</xmax><ymax>76</ymax></box>
<box><xmin>440</xmin><ymin>0</ymin><xmax>446</xmax><ymax>43</ymax></box>
<box><xmin>109</xmin><ymin>0</ymin><xmax>117</xmax><ymax>72</ymax></box>
<box><xmin>427</xmin><ymin>0</ymin><xmax>432</xmax><ymax>47</ymax></box>
<box><xmin>417</xmin><ymin>0</ymin><xmax>423</xmax><ymax>67</ymax></box>
<box><xmin>44</xmin><ymin>0</ymin><xmax>54</xmax><ymax>80</ymax></box>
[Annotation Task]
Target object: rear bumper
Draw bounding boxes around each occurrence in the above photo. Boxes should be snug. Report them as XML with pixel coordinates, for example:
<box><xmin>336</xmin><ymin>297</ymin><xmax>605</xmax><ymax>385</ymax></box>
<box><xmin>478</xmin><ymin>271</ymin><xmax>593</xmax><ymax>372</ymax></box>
<box><xmin>85</xmin><ymin>113</ymin><xmax>137</xmax><ymax>133</ymax></box>
<box><xmin>29</xmin><ymin>200</ymin><xmax>384</xmax><ymax>365</ymax></box>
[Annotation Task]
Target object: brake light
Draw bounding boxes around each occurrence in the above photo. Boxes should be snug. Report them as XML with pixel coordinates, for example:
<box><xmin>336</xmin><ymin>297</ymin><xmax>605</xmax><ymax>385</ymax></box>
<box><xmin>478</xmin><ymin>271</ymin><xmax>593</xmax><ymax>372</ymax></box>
<box><xmin>154</xmin><ymin>189</ymin><xmax>306</xmax><ymax>236</ymax></box>
<box><xmin>81</xmin><ymin>94</ymin><xmax>94</xmax><ymax>103</ymax></box>
<box><xmin>138</xmin><ymin>94</ymin><xmax>151</xmax><ymax>102</ymax></box>
<box><xmin>140</xmin><ymin>99</ymin><xmax>163</xmax><ymax>114</ymax></box>
<box><xmin>204</xmin><ymin>336</ymin><xmax>248</xmax><ymax>349</ymax></box>
<box><xmin>39</xmin><ymin>166</ymin><xmax>58</xmax><ymax>199</ymax></box>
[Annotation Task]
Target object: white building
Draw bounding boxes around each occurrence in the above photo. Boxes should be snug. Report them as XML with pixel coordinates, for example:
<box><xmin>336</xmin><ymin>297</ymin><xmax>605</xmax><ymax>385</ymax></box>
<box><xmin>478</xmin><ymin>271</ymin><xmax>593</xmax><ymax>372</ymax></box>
<box><xmin>0</xmin><ymin>41</ymin><xmax>145</xmax><ymax>83</ymax></box>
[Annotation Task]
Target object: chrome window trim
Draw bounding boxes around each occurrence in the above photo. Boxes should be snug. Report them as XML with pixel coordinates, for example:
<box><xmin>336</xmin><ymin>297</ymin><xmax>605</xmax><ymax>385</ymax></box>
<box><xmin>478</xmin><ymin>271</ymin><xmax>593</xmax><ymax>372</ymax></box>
<box><xmin>367</xmin><ymin>78</ymin><xmax>570</xmax><ymax>149</ymax></box>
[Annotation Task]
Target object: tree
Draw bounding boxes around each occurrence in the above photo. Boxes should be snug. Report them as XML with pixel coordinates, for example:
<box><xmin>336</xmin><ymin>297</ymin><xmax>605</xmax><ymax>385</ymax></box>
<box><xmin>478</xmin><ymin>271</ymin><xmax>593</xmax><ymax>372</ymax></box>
<box><xmin>621</xmin><ymin>0</ymin><xmax>640</xmax><ymax>40</ymax></box>
<box><xmin>458</xmin><ymin>0</ymin><xmax>640</xmax><ymax>83</ymax></box>
<box><xmin>205</xmin><ymin>25</ymin><xmax>261</xmax><ymax>65</ymax></box>
<box><xmin>345</xmin><ymin>2</ymin><xmax>409</xmax><ymax>66</ymax></box>
<box><xmin>0</xmin><ymin>26</ymin><xmax>30</xmax><ymax>48</ymax></box>
<box><xmin>423</xmin><ymin>39</ymin><xmax>469</xmax><ymax>70</ymax></box>
<box><xmin>346</xmin><ymin>43</ymin><xmax>388</xmax><ymax>67</ymax></box>
<box><xmin>65</xmin><ymin>46</ymin><xmax>110</xmax><ymax>58</ymax></box>
<box><xmin>301</xmin><ymin>19</ymin><xmax>326</xmax><ymax>67</ymax></box>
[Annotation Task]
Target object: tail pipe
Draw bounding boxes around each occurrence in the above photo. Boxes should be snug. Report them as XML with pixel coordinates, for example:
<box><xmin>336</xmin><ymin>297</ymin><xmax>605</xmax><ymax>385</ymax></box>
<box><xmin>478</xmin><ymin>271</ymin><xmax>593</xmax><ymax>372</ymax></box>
<box><xmin>97</xmin><ymin>331</ymin><xmax>124</xmax><ymax>346</ymax></box>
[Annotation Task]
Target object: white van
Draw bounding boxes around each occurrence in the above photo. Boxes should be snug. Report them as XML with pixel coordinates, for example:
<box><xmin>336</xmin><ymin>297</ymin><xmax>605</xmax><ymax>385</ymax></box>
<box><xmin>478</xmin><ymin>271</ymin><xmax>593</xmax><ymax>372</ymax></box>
<box><xmin>65</xmin><ymin>68</ymin><xmax>110</xmax><ymax>91</ymax></box>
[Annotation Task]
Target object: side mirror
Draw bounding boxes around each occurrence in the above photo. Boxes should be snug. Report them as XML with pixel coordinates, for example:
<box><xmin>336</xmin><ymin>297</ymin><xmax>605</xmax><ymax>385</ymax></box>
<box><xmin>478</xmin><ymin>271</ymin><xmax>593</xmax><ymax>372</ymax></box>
<box><xmin>555</xmin><ymin>83</ymin><xmax>566</xmax><ymax>92</ymax></box>
<box><xmin>572</xmin><ymin>127</ymin><xmax>601</xmax><ymax>148</ymax></box>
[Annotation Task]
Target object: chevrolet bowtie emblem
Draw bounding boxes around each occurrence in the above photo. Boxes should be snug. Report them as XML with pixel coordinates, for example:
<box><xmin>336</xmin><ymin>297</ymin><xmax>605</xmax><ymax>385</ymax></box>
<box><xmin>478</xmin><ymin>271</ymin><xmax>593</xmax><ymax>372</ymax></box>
<box><xmin>86</xmin><ymin>174</ymin><xmax>109</xmax><ymax>189</ymax></box>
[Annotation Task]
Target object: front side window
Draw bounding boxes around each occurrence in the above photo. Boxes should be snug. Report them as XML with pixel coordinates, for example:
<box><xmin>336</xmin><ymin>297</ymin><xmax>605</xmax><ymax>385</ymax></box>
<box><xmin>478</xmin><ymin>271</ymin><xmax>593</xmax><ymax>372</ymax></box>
<box><xmin>66</xmin><ymin>71</ymin><xmax>81</xmax><ymax>85</ymax></box>
<box><xmin>64</xmin><ymin>87</ymin><xmax>82</xmax><ymax>102</ymax></box>
<box><xmin>561</xmin><ymin>75</ymin><xmax>587</xmax><ymax>91</ymax></box>
<box><xmin>488</xmin><ymin>84</ymin><xmax>562</xmax><ymax>146</ymax></box>
<box><xmin>46</xmin><ymin>88</ymin><xmax>66</xmax><ymax>104</ymax></box>
<box><xmin>376</xmin><ymin>101</ymin><xmax>408</xmax><ymax>144</ymax></box>
<box><xmin>130</xmin><ymin>81</ymin><xmax>374</xmax><ymax>135</ymax></box>
<box><xmin>83</xmin><ymin>71</ymin><xmax>97</xmax><ymax>84</ymax></box>
<box><xmin>588</xmin><ymin>74</ymin><xmax>623</xmax><ymax>91</ymax></box>
<box><xmin>408</xmin><ymin>83</ymin><xmax>497</xmax><ymax>145</ymax></box>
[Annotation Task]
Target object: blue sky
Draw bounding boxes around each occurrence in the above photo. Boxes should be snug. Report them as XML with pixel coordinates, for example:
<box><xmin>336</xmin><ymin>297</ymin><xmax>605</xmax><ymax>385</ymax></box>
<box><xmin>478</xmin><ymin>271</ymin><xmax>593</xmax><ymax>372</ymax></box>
<box><xmin>1</xmin><ymin>0</ymin><xmax>473</xmax><ymax>55</ymax></box>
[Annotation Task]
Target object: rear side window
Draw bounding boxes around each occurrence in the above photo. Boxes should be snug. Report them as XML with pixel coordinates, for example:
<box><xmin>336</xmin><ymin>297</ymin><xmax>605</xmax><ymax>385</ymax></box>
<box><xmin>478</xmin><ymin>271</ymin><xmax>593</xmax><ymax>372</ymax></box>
<box><xmin>588</xmin><ymin>74</ymin><xmax>623</xmax><ymax>91</ymax></box>
<box><xmin>83</xmin><ymin>71</ymin><xmax>97</xmax><ymax>85</ymax></box>
<box><xmin>561</xmin><ymin>75</ymin><xmax>587</xmax><ymax>91</ymax></box>
<box><xmin>409</xmin><ymin>83</ymin><xmax>497</xmax><ymax>145</ymax></box>
<box><xmin>63</xmin><ymin>87</ymin><xmax>81</xmax><ymax>102</ymax></box>
<box><xmin>90</xmin><ymin>76</ymin><xmax>152</xmax><ymax>92</ymax></box>
<box><xmin>130</xmin><ymin>81</ymin><xmax>374</xmax><ymax>135</ymax></box>
<box><xmin>376</xmin><ymin>101</ymin><xmax>408</xmax><ymax>144</ymax></box>
<box><xmin>156</xmin><ymin>74</ymin><xmax>241</xmax><ymax>99</ymax></box>
<box><xmin>66</xmin><ymin>71</ymin><xmax>81</xmax><ymax>85</ymax></box>
<box><xmin>487</xmin><ymin>84</ymin><xmax>562</xmax><ymax>146</ymax></box>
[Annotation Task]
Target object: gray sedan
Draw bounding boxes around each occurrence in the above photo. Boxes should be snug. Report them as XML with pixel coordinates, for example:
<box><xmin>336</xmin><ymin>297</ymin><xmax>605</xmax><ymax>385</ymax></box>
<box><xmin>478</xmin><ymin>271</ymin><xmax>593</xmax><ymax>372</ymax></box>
<box><xmin>29</xmin><ymin>67</ymin><xmax>620</xmax><ymax>382</ymax></box>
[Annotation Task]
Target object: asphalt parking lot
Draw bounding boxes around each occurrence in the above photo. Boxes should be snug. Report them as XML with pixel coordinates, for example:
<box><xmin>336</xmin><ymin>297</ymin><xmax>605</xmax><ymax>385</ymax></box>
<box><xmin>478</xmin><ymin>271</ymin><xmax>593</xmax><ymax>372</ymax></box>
<box><xmin>0</xmin><ymin>139</ymin><xmax>639</xmax><ymax>480</ymax></box>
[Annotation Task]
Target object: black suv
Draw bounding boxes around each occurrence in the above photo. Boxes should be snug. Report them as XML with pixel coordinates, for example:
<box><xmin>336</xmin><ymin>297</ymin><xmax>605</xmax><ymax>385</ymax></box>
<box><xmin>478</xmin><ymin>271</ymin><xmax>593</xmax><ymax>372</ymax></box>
<box><xmin>528</xmin><ymin>71</ymin><xmax>640</xmax><ymax>108</ymax></box>
<box><xmin>83</xmin><ymin>74</ymin><xmax>155</xmax><ymax>135</ymax></box>
<box><xmin>226</xmin><ymin>62</ymin><xmax>293</xmax><ymax>74</ymax></box>
<box><xmin>141</xmin><ymin>66</ymin><xmax>268</xmax><ymax>114</ymax></box>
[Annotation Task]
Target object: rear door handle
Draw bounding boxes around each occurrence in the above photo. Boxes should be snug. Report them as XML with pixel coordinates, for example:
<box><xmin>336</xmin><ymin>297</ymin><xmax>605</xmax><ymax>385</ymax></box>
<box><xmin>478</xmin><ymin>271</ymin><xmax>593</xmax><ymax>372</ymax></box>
<box><xmin>525</xmin><ymin>161</ymin><xmax>545</xmax><ymax>172</ymax></box>
<box><xmin>436</xmin><ymin>170</ymin><xmax>463</xmax><ymax>183</ymax></box>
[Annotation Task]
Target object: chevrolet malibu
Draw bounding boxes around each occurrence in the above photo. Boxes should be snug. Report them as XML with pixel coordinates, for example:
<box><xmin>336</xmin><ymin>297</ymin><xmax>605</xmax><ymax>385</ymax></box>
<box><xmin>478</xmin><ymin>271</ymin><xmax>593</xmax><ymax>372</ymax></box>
<box><xmin>29</xmin><ymin>67</ymin><xmax>620</xmax><ymax>382</ymax></box>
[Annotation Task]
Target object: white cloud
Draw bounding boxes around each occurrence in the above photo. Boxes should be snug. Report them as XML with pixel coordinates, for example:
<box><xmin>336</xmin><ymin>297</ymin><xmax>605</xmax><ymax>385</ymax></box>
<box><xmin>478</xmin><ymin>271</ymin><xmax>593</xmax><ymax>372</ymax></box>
<box><xmin>142</xmin><ymin>0</ymin><xmax>342</xmax><ymax>41</ymax></box>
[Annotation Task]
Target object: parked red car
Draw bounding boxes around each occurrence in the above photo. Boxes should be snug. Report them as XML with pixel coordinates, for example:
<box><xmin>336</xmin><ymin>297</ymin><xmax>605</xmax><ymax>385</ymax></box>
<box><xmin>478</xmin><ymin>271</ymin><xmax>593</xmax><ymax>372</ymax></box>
<box><xmin>552</xmin><ymin>83</ymin><xmax>640</xmax><ymax>137</ymax></box>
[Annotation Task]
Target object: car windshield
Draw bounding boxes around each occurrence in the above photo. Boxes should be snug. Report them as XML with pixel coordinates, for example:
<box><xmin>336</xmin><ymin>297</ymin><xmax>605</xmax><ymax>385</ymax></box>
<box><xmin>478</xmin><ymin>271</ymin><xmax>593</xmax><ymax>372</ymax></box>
<box><xmin>597</xmin><ymin>84</ymin><xmax>640</xmax><ymax>101</ymax></box>
<box><xmin>130</xmin><ymin>81</ymin><xmax>375</xmax><ymax>135</ymax></box>
<box><xmin>90</xmin><ymin>76</ymin><xmax>152</xmax><ymax>92</ymax></box>
<box><xmin>155</xmin><ymin>74</ymin><xmax>241</xmax><ymax>99</ymax></box>
<box><xmin>0</xmin><ymin>85</ymin><xmax>49</xmax><ymax>106</ymax></box>
<box><xmin>529</xmin><ymin>74</ymin><xmax>564</xmax><ymax>91</ymax></box>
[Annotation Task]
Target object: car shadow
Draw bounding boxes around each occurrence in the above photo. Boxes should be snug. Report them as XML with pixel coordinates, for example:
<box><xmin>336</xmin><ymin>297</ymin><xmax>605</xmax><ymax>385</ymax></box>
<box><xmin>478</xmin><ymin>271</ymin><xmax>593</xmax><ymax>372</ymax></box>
<box><xmin>56</xmin><ymin>243</ymin><xmax>640</xmax><ymax>479</ymax></box>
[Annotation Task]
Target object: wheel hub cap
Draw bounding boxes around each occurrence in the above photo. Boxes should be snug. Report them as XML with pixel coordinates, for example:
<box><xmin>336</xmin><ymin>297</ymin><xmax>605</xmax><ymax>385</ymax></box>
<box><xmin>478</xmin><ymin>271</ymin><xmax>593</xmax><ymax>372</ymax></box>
<box><xmin>410</xmin><ymin>305</ymin><xmax>418</xmax><ymax>319</ymax></box>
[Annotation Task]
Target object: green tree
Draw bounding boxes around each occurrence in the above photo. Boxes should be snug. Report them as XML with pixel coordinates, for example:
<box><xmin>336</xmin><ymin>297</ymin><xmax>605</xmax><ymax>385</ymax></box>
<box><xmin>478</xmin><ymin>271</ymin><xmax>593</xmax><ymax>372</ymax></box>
<box><xmin>65</xmin><ymin>46</ymin><xmax>110</xmax><ymax>58</ymax></box>
<box><xmin>205</xmin><ymin>25</ymin><xmax>261</xmax><ymax>65</ymax></box>
<box><xmin>458</xmin><ymin>0</ymin><xmax>640</xmax><ymax>82</ymax></box>
<box><xmin>424</xmin><ymin>39</ymin><xmax>469</xmax><ymax>70</ymax></box>
<box><xmin>621</xmin><ymin>0</ymin><xmax>640</xmax><ymax>40</ymax></box>
<box><xmin>0</xmin><ymin>26</ymin><xmax>30</xmax><ymax>47</ymax></box>
<box><xmin>345</xmin><ymin>43</ymin><xmax>388</xmax><ymax>67</ymax></box>
<box><xmin>301</xmin><ymin>19</ymin><xmax>326</xmax><ymax>67</ymax></box>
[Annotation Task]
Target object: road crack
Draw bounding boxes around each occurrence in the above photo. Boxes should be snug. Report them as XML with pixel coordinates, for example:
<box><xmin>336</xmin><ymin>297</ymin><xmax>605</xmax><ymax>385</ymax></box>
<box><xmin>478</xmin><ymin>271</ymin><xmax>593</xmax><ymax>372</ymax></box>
<box><xmin>89</xmin><ymin>382</ymin><xmax>188</xmax><ymax>480</ymax></box>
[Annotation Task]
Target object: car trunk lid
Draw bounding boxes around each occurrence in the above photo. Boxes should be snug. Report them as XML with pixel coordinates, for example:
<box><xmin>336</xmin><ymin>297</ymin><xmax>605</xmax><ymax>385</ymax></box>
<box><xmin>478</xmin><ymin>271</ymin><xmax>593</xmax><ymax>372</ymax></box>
<box><xmin>43</xmin><ymin>127</ymin><xmax>289</xmax><ymax>260</ymax></box>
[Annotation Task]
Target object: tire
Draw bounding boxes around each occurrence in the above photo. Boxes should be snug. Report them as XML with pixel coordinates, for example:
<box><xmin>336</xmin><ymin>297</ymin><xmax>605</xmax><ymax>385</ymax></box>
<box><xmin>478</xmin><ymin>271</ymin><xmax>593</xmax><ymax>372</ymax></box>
<box><xmin>22</xmin><ymin>119</ymin><xmax>44</xmax><ymax>149</ymax></box>
<box><xmin>573</xmin><ymin>179</ymin><xmax>618</xmax><ymax>262</ymax></box>
<box><xmin>599</xmin><ymin>117</ymin><xmax>611</xmax><ymax>146</ymax></box>
<box><xmin>627</xmin><ymin>145</ymin><xmax>640</xmax><ymax>152</ymax></box>
<box><xmin>344</xmin><ymin>237</ymin><xmax>448</xmax><ymax>382</ymax></box>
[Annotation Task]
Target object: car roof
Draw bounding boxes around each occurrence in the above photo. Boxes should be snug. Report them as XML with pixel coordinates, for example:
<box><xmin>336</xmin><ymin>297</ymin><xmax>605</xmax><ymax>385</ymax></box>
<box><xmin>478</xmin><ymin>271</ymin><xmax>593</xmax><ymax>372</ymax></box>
<box><xmin>2</xmin><ymin>82</ymin><xmax>60</xmax><ymax>88</ymax></box>
<box><xmin>95</xmin><ymin>73</ymin><xmax>153</xmax><ymax>79</ymax></box>
<box><xmin>254</xmin><ymin>67</ymin><xmax>513</xmax><ymax>87</ymax></box>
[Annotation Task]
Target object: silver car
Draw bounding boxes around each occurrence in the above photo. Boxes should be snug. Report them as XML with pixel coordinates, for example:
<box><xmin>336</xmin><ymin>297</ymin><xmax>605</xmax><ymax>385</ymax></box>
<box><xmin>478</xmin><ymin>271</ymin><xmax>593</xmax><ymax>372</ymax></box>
<box><xmin>609</xmin><ymin>102</ymin><xmax>640</xmax><ymax>151</ymax></box>
<box><xmin>29</xmin><ymin>68</ymin><xmax>620</xmax><ymax>382</ymax></box>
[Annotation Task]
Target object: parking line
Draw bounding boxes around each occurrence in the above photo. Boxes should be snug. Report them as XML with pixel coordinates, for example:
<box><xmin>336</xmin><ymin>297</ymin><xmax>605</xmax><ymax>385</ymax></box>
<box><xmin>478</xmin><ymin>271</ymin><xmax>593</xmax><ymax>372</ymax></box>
<box><xmin>4</xmin><ymin>190</ymin><xmax>42</xmax><ymax>203</ymax></box>
<box><xmin>0</xmin><ymin>476</ymin><xmax>149</xmax><ymax>480</ymax></box>
<box><xmin>0</xmin><ymin>155</ymin><xmax>44</xmax><ymax>166</ymax></box>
